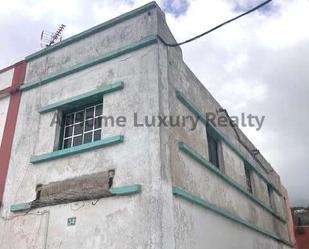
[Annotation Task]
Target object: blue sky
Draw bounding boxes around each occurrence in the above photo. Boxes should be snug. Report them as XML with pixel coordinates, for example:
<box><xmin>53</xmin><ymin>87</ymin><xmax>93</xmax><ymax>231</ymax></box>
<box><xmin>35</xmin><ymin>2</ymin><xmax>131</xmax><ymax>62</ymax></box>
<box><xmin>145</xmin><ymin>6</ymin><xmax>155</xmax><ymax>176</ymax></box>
<box><xmin>0</xmin><ymin>0</ymin><xmax>308</xmax><ymax>206</ymax></box>
<box><xmin>162</xmin><ymin>0</ymin><xmax>190</xmax><ymax>17</ymax></box>
<box><xmin>232</xmin><ymin>0</ymin><xmax>275</xmax><ymax>14</ymax></box>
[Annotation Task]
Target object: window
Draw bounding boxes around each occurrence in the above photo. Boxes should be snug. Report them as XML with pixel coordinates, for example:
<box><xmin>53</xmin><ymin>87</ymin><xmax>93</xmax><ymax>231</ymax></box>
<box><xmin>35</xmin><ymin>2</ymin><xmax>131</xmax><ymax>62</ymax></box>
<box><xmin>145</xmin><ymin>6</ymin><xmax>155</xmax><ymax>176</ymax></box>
<box><xmin>267</xmin><ymin>185</ymin><xmax>273</xmax><ymax>209</ymax></box>
<box><xmin>62</xmin><ymin>103</ymin><xmax>103</xmax><ymax>149</ymax></box>
<box><xmin>207</xmin><ymin>131</ymin><xmax>220</xmax><ymax>168</ymax></box>
<box><xmin>244</xmin><ymin>166</ymin><xmax>253</xmax><ymax>193</ymax></box>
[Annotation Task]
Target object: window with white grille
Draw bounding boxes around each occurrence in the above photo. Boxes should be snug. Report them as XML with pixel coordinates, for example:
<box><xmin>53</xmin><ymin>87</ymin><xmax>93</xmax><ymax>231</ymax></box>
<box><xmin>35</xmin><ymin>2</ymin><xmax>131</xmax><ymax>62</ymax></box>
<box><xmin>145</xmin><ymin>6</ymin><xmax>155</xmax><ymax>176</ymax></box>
<box><xmin>62</xmin><ymin>103</ymin><xmax>103</xmax><ymax>149</ymax></box>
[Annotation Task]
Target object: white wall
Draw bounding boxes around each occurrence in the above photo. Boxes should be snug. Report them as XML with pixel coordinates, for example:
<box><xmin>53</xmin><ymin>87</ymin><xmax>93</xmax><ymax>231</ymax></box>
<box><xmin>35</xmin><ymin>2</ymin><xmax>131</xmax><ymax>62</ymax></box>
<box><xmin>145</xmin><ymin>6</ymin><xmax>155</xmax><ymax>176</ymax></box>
<box><xmin>0</xmin><ymin>96</ymin><xmax>10</xmax><ymax>145</ymax></box>
<box><xmin>0</xmin><ymin>68</ymin><xmax>14</xmax><ymax>90</ymax></box>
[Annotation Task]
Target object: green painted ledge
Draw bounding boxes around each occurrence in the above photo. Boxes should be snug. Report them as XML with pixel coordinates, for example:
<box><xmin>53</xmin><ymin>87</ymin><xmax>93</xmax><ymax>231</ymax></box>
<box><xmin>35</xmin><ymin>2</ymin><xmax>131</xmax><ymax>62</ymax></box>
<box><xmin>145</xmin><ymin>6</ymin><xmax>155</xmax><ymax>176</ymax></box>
<box><xmin>178</xmin><ymin>142</ymin><xmax>286</xmax><ymax>223</ymax></box>
<box><xmin>10</xmin><ymin>184</ymin><xmax>142</xmax><ymax>213</ymax></box>
<box><xmin>39</xmin><ymin>81</ymin><xmax>124</xmax><ymax>114</ymax></box>
<box><xmin>25</xmin><ymin>1</ymin><xmax>158</xmax><ymax>61</ymax></box>
<box><xmin>10</xmin><ymin>202</ymin><xmax>32</xmax><ymax>212</ymax></box>
<box><xmin>172</xmin><ymin>186</ymin><xmax>293</xmax><ymax>247</ymax></box>
<box><xmin>175</xmin><ymin>89</ymin><xmax>282</xmax><ymax>197</ymax></box>
<box><xmin>20</xmin><ymin>35</ymin><xmax>158</xmax><ymax>91</ymax></box>
<box><xmin>110</xmin><ymin>184</ymin><xmax>142</xmax><ymax>196</ymax></box>
<box><xmin>30</xmin><ymin>135</ymin><xmax>124</xmax><ymax>164</ymax></box>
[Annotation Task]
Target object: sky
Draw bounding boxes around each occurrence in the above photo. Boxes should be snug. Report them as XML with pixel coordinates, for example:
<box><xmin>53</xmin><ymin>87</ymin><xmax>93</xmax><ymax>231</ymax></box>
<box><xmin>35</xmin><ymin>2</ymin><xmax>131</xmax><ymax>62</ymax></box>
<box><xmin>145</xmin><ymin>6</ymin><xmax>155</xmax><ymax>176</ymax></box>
<box><xmin>0</xmin><ymin>0</ymin><xmax>308</xmax><ymax>206</ymax></box>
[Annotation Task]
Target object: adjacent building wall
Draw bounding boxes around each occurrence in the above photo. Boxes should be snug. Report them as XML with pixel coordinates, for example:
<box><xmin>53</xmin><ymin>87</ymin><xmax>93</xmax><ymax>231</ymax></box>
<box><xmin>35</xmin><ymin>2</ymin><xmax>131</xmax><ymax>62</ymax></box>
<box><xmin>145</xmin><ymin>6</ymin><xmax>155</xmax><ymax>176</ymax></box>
<box><xmin>0</xmin><ymin>67</ymin><xmax>14</xmax><ymax>144</ymax></box>
<box><xmin>0</xmin><ymin>61</ymin><xmax>26</xmax><ymax>205</ymax></box>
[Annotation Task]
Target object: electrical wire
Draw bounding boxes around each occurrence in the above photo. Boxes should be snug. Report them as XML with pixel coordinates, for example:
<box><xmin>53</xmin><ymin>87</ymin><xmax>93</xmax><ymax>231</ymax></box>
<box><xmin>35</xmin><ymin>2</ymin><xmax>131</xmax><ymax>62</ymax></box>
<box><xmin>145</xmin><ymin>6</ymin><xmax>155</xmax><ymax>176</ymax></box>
<box><xmin>0</xmin><ymin>210</ymin><xmax>49</xmax><ymax>221</ymax></box>
<box><xmin>161</xmin><ymin>0</ymin><xmax>272</xmax><ymax>47</ymax></box>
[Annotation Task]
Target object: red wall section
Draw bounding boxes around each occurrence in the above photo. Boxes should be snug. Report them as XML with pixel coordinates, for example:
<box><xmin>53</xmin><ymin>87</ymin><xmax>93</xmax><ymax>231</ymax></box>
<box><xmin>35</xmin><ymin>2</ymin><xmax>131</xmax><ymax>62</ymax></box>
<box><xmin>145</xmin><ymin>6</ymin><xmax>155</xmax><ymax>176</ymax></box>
<box><xmin>295</xmin><ymin>227</ymin><xmax>309</xmax><ymax>249</ymax></box>
<box><xmin>0</xmin><ymin>61</ymin><xmax>26</xmax><ymax>205</ymax></box>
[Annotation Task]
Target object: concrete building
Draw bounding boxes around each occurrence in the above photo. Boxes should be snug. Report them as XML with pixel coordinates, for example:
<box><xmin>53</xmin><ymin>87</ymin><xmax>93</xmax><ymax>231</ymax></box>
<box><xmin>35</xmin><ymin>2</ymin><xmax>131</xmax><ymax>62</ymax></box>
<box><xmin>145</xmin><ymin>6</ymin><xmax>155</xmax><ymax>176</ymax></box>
<box><xmin>0</xmin><ymin>2</ymin><xmax>295</xmax><ymax>248</ymax></box>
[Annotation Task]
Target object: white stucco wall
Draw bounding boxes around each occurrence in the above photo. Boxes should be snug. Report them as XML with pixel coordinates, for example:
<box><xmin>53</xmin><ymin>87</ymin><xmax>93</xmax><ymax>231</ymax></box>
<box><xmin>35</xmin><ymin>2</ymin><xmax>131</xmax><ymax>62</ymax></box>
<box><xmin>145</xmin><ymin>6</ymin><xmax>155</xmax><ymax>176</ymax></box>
<box><xmin>173</xmin><ymin>198</ymin><xmax>291</xmax><ymax>249</ymax></box>
<box><xmin>0</xmin><ymin>5</ymin><xmax>177</xmax><ymax>248</ymax></box>
<box><xmin>0</xmin><ymin>96</ymin><xmax>10</xmax><ymax>145</ymax></box>
<box><xmin>0</xmin><ymin>68</ymin><xmax>14</xmax><ymax>90</ymax></box>
<box><xmin>0</xmin><ymin>68</ymin><xmax>14</xmax><ymax>145</ymax></box>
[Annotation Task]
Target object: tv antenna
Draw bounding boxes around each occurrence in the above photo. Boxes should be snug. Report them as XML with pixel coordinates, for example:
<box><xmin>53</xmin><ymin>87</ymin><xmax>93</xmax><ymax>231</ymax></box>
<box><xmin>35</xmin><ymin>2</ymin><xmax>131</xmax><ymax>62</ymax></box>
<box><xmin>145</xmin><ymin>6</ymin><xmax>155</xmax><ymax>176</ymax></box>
<box><xmin>40</xmin><ymin>24</ymin><xmax>66</xmax><ymax>48</ymax></box>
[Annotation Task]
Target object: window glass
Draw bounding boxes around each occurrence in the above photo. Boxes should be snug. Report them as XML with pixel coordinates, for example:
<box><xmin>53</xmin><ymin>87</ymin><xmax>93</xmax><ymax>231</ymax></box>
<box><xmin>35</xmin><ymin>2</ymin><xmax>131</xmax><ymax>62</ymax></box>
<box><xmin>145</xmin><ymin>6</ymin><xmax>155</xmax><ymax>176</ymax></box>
<box><xmin>95</xmin><ymin>104</ymin><xmax>103</xmax><ymax>116</ymax></box>
<box><xmin>268</xmin><ymin>185</ymin><xmax>273</xmax><ymax>209</ymax></box>
<box><xmin>207</xmin><ymin>131</ymin><xmax>219</xmax><ymax>168</ymax></box>
<box><xmin>61</xmin><ymin>102</ymin><xmax>103</xmax><ymax>149</ymax></box>
<box><xmin>94</xmin><ymin>129</ymin><xmax>102</xmax><ymax>141</ymax></box>
<box><xmin>84</xmin><ymin>132</ymin><xmax>93</xmax><ymax>144</ymax></box>
<box><xmin>245</xmin><ymin>166</ymin><xmax>253</xmax><ymax>193</ymax></box>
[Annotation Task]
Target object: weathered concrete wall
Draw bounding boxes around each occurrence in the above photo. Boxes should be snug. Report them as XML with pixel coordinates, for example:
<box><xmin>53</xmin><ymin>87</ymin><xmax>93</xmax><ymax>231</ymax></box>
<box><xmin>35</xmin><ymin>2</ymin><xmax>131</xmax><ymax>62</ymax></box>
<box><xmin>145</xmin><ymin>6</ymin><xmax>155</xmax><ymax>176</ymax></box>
<box><xmin>173</xmin><ymin>198</ymin><xmax>291</xmax><ymax>249</ymax></box>
<box><xmin>25</xmin><ymin>8</ymin><xmax>157</xmax><ymax>84</ymax></box>
<box><xmin>1</xmin><ymin>47</ymin><xmax>167</xmax><ymax>248</ymax></box>
<box><xmin>161</xmin><ymin>19</ymin><xmax>290</xmax><ymax>245</ymax></box>
<box><xmin>0</xmin><ymin>5</ymin><xmax>174</xmax><ymax>249</ymax></box>
<box><xmin>251</xmin><ymin>171</ymin><xmax>270</xmax><ymax>205</ymax></box>
<box><xmin>1</xmin><ymin>211</ymin><xmax>49</xmax><ymax>248</ymax></box>
<box><xmin>221</xmin><ymin>142</ymin><xmax>247</xmax><ymax>188</ymax></box>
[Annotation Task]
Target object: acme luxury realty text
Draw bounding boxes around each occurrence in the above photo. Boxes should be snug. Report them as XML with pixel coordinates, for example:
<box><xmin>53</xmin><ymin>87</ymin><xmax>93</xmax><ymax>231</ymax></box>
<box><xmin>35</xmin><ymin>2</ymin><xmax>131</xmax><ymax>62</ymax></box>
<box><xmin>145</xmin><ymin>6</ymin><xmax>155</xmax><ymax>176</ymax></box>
<box><xmin>51</xmin><ymin>112</ymin><xmax>265</xmax><ymax>131</ymax></box>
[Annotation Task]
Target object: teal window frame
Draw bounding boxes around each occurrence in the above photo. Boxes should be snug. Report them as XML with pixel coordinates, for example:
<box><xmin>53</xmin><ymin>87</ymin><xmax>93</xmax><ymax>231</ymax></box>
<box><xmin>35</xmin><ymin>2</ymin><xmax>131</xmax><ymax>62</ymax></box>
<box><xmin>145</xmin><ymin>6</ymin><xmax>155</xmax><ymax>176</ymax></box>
<box><xmin>30</xmin><ymin>81</ymin><xmax>124</xmax><ymax>164</ymax></box>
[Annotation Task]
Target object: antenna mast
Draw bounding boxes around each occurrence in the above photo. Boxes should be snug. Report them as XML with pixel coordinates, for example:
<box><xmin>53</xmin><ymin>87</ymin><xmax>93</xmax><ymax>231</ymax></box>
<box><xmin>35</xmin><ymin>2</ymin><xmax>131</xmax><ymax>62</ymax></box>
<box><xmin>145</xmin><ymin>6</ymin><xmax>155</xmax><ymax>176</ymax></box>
<box><xmin>40</xmin><ymin>24</ymin><xmax>66</xmax><ymax>48</ymax></box>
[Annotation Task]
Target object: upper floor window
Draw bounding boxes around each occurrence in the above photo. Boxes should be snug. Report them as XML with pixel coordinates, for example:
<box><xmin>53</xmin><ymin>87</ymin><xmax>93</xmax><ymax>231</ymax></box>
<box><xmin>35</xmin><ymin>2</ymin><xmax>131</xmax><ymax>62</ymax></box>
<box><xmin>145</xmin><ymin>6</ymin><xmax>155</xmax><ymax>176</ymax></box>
<box><xmin>267</xmin><ymin>185</ymin><xmax>273</xmax><ymax>209</ymax></box>
<box><xmin>244</xmin><ymin>165</ymin><xmax>253</xmax><ymax>193</ymax></box>
<box><xmin>207</xmin><ymin>131</ymin><xmax>220</xmax><ymax>169</ymax></box>
<box><xmin>62</xmin><ymin>103</ymin><xmax>103</xmax><ymax>149</ymax></box>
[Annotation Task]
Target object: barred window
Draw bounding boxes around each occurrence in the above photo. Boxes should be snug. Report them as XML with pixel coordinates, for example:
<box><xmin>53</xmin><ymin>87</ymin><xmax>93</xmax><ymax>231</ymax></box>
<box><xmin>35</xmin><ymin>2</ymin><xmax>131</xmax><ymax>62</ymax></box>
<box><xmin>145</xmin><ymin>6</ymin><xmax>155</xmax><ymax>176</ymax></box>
<box><xmin>62</xmin><ymin>103</ymin><xmax>103</xmax><ymax>149</ymax></box>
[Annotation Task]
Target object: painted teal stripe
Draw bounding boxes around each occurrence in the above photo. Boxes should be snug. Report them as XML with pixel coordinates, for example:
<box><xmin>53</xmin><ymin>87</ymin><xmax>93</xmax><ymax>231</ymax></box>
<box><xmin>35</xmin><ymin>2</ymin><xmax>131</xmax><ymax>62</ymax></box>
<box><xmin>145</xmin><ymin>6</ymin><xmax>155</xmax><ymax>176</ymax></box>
<box><xmin>173</xmin><ymin>186</ymin><xmax>292</xmax><ymax>247</ymax></box>
<box><xmin>110</xmin><ymin>184</ymin><xmax>142</xmax><ymax>196</ymax></box>
<box><xmin>26</xmin><ymin>2</ymin><xmax>158</xmax><ymax>61</ymax></box>
<box><xmin>21</xmin><ymin>35</ymin><xmax>158</xmax><ymax>91</ymax></box>
<box><xmin>10</xmin><ymin>202</ymin><xmax>31</xmax><ymax>212</ymax></box>
<box><xmin>30</xmin><ymin>135</ymin><xmax>124</xmax><ymax>164</ymax></box>
<box><xmin>179</xmin><ymin>142</ymin><xmax>286</xmax><ymax>222</ymax></box>
<box><xmin>10</xmin><ymin>184</ymin><xmax>141</xmax><ymax>212</ymax></box>
<box><xmin>39</xmin><ymin>81</ymin><xmax>124</xmax><ymax>113</ymax></box>
<box><xmin>175</xmin><ymin>90</ymin><xmax>282</xmax><ymax>196</ymax></box>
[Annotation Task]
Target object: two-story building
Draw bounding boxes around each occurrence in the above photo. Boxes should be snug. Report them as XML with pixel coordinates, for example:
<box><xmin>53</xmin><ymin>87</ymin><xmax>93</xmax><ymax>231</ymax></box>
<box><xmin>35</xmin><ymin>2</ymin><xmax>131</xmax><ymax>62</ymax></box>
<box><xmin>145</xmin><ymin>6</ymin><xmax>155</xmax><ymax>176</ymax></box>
<box><xmin>0</xmin><ymin>2</ymin><xmax>295</xmax><ymax>248</ymax></box>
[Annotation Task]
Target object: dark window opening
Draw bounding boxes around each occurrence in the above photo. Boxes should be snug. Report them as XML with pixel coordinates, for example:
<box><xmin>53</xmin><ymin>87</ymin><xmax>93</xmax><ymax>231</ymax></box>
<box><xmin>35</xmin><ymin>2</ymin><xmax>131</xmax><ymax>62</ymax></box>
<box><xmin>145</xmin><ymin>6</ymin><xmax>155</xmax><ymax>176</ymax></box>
<box><xmin>207</xmin><ymin>131</ymin><xmax>219</xmax><ymax>168</ymax></box>
<box><xmin>244</xmin><ymin>166</ymin><xmax>253</xmax><ymax>193</ymax></box>
<box><xmin>35</xmin><ymin>184</ymin><xmax>42</xmax><ymax>201</ymax></box>
<box><xmin>268</xmin><ymin>185</ymin><xmax>273</xmax><ymax>209</ymax></box>
<box><xmin>108</xmin><ymin>169</ymin><xmax>115</xmax><ymax>188</ymax></box>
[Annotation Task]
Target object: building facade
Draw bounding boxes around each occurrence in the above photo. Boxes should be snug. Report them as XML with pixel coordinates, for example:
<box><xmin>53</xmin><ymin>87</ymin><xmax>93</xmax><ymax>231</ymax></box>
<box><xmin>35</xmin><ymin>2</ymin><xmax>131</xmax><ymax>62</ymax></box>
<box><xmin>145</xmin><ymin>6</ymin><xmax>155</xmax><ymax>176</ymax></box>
<box><xmin>0</xmin><ymin>2</ymin><xmax>295</xmax><ymax>249</ymax></box>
